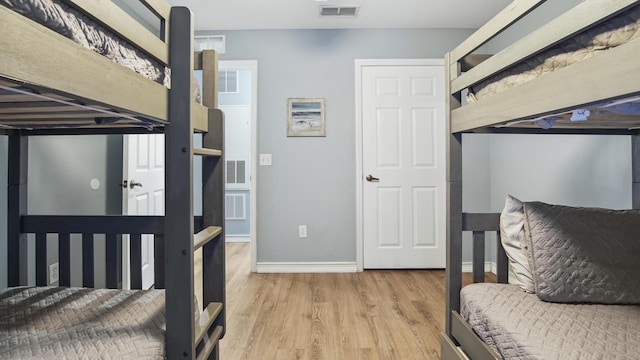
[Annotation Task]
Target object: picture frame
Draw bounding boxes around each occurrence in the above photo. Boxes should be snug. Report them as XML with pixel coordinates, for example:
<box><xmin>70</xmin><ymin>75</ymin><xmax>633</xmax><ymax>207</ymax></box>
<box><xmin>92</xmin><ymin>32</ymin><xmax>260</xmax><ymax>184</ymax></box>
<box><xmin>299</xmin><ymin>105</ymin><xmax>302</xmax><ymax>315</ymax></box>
<box><xmin>287</xmin><ymin>98</ymin><xmax>326</xmax><ymax>137</ymax></box>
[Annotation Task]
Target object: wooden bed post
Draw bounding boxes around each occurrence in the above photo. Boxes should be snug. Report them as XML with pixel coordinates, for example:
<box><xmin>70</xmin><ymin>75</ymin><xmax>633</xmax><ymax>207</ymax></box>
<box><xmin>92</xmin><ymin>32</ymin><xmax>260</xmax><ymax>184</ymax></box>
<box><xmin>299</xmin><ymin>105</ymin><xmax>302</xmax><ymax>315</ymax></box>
<box><xmin>446</xmin><ymin>132</ymin><xmax>463</xmax><ymax>336</ymax></box>
<box><xmin>166</xmin><ymin>6</ymin><xmax>196</xmax><ymax>359</ymax></box>
<box><xmin>633</xmin><ymin>134</ymin><xmax>640</xmax><ymax>210</ymax></box>
<box><xmin>445</xmin><ymin>52</ymin><xmax>463</xmax><ymax>337</ymax></box>
<box><xmin>7</xmin><ymin>132</ymin><xmax>28</xmax><ymax>286</ymax></box>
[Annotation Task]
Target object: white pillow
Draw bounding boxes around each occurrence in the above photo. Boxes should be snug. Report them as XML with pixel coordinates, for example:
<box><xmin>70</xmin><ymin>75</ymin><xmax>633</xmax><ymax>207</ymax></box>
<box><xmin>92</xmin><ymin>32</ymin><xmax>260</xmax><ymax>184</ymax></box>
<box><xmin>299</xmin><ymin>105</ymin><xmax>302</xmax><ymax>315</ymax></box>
<box><xmin>499</xmin><ymin>195</ymin><xmax>535</xmax><ymax>293</ymax></box>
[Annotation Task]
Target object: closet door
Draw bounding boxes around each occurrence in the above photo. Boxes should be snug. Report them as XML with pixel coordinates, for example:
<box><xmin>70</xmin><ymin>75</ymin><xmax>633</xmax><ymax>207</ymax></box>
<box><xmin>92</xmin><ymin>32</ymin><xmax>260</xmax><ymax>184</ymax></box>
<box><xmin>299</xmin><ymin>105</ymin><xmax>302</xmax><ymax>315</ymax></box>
<box><xmin>361</xmin><ymin>63</ymin><xmax>446</xmax><ymax>269</ymax></box>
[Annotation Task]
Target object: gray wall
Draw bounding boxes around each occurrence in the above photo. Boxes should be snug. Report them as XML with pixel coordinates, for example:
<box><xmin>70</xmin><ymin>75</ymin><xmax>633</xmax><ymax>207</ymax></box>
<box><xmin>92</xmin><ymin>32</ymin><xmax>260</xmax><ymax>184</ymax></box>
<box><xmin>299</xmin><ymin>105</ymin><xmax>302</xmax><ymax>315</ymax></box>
<box><xmin>198</xmin><ymin>29</ymin><xmax>476</xmax><ymax>263</ymax></box>
<box><xmin>0</xmin><ymin>135</ymin><xmax>122</xmax><ymax>289</ymax></box>
<box><xmin>488</xmin><ymin>135</ymin><xmax>632</xmax><ymax>211</ymax></box>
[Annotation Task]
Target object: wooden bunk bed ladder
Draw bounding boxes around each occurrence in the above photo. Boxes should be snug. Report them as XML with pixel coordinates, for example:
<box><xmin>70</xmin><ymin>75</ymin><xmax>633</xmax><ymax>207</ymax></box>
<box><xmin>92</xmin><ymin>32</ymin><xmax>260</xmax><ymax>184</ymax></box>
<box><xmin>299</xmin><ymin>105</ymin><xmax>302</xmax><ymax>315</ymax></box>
<box><xmin>166</xmin><ymin>7</ymin><xmax>225</xmax><ymax>359</ymax></box>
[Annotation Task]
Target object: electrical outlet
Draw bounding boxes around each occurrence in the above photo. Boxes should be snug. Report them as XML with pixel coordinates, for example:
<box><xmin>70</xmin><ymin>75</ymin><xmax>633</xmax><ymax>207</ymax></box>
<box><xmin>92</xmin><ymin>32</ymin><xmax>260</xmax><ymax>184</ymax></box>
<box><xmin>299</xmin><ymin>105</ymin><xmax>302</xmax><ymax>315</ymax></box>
<box><xmin>259</xmin><ymin>154</ymin><xmax>272</xmax><ymax>166</ymax></box>
<box><xmin>299</xmin><ymin>225</ymin><xmax>308</xmax><ymax>238</ymax></box>
<box><xmin>49</xmin><ymin>262</ymin><xmax>59</xmax><ymax>284</ymax></box>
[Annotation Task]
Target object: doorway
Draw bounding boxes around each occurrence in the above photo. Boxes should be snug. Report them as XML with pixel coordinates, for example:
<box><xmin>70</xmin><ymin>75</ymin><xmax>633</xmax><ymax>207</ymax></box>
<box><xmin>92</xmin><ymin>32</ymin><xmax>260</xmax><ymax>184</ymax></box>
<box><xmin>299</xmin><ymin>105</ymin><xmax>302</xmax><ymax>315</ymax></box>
<box><xmin>355</xmin><ymin>59</ymin><xmax>446</xmax><ymax>270</ymax></box>
<box><xmin>217</xmin><ymin>60</ymin><xmax>258</xmax><ymax>272</ymax></box>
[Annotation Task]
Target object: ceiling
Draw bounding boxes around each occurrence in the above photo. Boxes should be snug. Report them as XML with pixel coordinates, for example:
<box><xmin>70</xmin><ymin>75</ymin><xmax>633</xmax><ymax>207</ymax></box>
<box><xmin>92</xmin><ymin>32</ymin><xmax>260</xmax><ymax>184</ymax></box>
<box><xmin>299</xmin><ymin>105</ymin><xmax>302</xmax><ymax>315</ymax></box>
<box><xmin>166</xmin><ymin>0</ymin><xmax>513</xmax><ymax>31</ymax></box>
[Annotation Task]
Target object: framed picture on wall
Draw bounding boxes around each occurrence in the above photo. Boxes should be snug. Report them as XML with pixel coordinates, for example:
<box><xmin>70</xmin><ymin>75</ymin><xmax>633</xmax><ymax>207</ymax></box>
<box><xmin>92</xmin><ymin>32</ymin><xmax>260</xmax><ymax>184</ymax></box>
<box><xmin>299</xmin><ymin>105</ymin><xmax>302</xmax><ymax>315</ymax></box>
<box><xmin>287</xmin><ymin>98</ymin><xmax>326</xmax><ymax>137</ymax></box>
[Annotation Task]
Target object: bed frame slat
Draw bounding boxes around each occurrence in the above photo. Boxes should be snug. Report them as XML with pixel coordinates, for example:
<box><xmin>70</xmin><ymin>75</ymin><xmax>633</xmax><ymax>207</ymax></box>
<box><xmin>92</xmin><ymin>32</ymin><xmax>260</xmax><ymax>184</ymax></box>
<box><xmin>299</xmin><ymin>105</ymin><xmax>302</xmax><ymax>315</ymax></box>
<box><xmin>82</xmin><ymin>233</ymin><xmax>95</xmax><ymax>288</ymax></box>
<box><xmin>130</xmin><ymin>234</ymin><xmax>143</xmax><ymax>290</ymax></box>
<box><xmin>106</xmin><ymin>234</ymin><xmax>119</xmax><ymax>289</ymax></box>
<box><xmin>496</xmin><ymin>237</ymin><xmax>509</xmax><ymax>283</ymax></box>
<box><xmin>472</xmin><ymin>231</ymin><xmax>486</xmax><ymax>283</ymax></box>
<box><xmin>154</xmin><ymin>235</ymin><xmax>165</xmax><ymax>289</ymax></box>
<box><xmin>633</xmin><ymin>134</ymin><xmax>640</xmax><ymax>210</ymax></box>
<box><xmin>59</xmin><ymin>233</ymin><xmax>71</xmax><ymax>287</ymax></box>
<box><xmin>35</xmin><ymin>233</ymin><xmax>47</xmax><ymax>286</ymax></box>
<box><xmin>22</xmin><ymin>215</ymin><xmax>164</xmax><ymax>234</ymax></box>
<box><xmin>462</xmin><ymin>213</ymin><xmax>500</xmax><ymax>231</ymax></box>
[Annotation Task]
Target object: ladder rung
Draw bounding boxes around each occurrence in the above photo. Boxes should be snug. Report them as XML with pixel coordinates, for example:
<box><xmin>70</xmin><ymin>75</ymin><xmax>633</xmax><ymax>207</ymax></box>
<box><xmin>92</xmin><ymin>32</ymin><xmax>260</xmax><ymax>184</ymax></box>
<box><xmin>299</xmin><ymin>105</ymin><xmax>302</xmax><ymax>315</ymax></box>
<box><xmin>195</xmin><ymin>302</ymin><xmax>223</xmax><ymax>346</ymax></box>
<box><xmin>193</xmin><ymin>147</ymin><xmax>222</xmax><ymax>157</ymax></box>
<box><xmin>196</xmin><ymin>325</ymin><xmax>224</xmax><ymax>360</ymax></box>
<box><xmin>194</xmin><ymin>226</ymin><xmax>222</xmax><ymax>250</ymax></box>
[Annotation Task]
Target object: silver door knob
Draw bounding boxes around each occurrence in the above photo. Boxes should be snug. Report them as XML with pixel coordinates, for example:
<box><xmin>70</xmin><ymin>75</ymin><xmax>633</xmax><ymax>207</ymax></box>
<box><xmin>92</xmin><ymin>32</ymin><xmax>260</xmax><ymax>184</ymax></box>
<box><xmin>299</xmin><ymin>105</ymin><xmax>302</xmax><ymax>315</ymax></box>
<box><xmin>129</xmin><ymin>180</ymin><xmax>143</xmax><ymax>189</ymax></box>
<box><xmin>366</xmin><ymin>175</ymin><xmax>380</xmax><ymax>182</ymax></box>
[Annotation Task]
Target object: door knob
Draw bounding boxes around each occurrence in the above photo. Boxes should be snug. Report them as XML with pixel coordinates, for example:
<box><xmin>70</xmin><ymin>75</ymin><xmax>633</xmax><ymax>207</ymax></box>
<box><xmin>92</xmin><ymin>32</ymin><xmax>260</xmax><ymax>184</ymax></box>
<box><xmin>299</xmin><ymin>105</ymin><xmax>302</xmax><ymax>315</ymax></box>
<box><xmin>366</xmin><ymin>175</ymin><xmax>380</xmax><ymax>182</ymax></box>
<box><xmin>129</xmin><ymin>180</ymin><xmax>143</xmax><ymax>189</ymax></box>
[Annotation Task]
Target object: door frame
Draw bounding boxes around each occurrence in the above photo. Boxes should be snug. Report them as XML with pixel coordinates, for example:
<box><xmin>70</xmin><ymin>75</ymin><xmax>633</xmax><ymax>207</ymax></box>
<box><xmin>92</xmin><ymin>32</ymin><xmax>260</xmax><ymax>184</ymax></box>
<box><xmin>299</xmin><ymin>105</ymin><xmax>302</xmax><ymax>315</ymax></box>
<box><xmin>121</xmin><ymin>60</ymin><xmax>259</xmax><ymax>284</ymax></box>
<box><xmin>219</xmin><ymin>60</ymin><xmax>259</xmax><ymax>272</ymax></box>
<box><xmin>354</xmin><ymin>58</ymin><xmax>444</xmax><ymax>272</ymax></box>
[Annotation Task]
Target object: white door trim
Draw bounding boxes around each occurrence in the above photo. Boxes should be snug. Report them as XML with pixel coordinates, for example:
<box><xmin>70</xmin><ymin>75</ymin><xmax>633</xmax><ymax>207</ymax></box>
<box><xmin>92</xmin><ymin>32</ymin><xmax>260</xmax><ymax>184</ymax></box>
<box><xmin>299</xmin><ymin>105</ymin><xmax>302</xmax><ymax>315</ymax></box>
<box><xmin>355</xmin><ymin>58</ymin><xmax>445</xmax><ymax>272</ymax></box>
<box><xmin>219</xmin><ymin>60</ymin><xmax>258</xmax><ymax>272</ymax></box>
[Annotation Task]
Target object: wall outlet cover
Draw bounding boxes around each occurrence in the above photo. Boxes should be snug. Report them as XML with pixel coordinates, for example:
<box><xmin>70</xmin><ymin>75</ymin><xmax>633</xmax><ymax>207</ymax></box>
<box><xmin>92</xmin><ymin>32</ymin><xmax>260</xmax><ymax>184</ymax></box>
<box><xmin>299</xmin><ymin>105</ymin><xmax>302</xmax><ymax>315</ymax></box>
<box><xmin>299</xmin><ymin>225</ymin><xmax>308</xmax><ymax>238</ymax></box>
<box><xmin>49</xmin><ymin>262</ymin><xmax>59</xmax><ymax>284</ymax></box>
<box><xmin>259</xmin><ymin>154</ymin><xmax>272</xmax><ymax>166</ymax></box>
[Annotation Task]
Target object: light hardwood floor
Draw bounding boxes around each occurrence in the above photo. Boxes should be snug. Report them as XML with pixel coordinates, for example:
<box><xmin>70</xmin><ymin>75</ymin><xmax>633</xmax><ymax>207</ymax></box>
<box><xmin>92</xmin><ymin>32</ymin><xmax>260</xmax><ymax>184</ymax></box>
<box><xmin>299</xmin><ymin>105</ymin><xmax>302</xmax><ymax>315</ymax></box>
<box><xmin>218</xmin><ymin>243</ymin><xmax>454</xmax><ymax>360</ymax></box>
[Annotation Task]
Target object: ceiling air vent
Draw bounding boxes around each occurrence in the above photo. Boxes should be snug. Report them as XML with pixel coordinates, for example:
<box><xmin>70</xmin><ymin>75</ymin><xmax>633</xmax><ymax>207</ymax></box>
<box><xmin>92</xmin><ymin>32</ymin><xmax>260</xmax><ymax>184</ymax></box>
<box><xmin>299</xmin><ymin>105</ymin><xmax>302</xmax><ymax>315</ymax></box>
<box><xmin>320</xmin><ymin>5</ymin><xmax>360</xmax><ymax>17</ymax></box>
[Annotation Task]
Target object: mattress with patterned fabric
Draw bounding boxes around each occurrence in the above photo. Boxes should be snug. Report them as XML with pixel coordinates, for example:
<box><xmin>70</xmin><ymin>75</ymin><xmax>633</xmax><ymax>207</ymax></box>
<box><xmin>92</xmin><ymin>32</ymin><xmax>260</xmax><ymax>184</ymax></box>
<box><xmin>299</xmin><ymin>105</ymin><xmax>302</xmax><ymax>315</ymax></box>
<box><xmin>461</xmin><ymin>283</ymin><xmax>640</xmax><ymax>359</ymax></box>
<box><xmin>469</xmin><ymin>5</ymin><xmax>640</xmax><ymax>102</ymax></box>
<box><xmin>1</xmin><ymin>0</ymin><xmax>169</xmax><ymax>86</ymax></box>
<box><xmin>0</xmin><ymin>287</ymin><xmax>166</xmax><ymax>359</ymax></box>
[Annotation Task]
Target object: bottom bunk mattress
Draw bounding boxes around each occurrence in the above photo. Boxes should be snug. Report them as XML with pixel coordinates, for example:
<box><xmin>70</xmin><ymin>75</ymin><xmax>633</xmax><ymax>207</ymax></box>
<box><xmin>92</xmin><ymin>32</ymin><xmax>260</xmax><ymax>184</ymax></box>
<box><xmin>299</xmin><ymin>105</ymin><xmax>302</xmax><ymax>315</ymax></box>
<box><xmin>461</xmin><ymin>283</ymin><xmax>640</xmax><ymax>359</ymax></box>
<box><xmin>0</xmin><ymin>286</ymin><xmax>166</xmax><ymax>359</ymax></box>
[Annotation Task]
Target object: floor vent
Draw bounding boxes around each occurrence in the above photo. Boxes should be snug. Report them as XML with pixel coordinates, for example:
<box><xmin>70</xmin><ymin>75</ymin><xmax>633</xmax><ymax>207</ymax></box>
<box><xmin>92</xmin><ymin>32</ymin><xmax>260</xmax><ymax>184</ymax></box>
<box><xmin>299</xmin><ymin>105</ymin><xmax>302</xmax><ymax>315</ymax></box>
<box><xmin>319</xmin><ymin>5</ymin><xmax>360</xmax><ymax>17</ymax></box>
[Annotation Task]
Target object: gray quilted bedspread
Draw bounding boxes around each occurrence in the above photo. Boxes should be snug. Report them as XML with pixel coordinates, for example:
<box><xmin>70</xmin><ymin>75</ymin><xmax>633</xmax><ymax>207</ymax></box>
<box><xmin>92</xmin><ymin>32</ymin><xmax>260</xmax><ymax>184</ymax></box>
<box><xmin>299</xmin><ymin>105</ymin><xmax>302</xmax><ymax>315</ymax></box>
<box><xmin>0</xmin><ymin>287</ymin><xmax>166</xmax><ymax>359</ymax></box>
<box><xmin>461</xmin><ymin>283</ymin><xmax>640</xmax><ymax>360</ymax></box>
<box><xmin>469</xmin><ymin>5</ymin><xmax>640</xmax><ymax>101</ymax></box>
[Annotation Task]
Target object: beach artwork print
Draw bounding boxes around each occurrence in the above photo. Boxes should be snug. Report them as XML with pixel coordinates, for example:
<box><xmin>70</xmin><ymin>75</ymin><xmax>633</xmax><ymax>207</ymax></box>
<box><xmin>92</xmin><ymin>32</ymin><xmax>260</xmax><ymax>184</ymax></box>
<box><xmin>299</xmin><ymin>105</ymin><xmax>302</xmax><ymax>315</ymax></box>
<box><xmin>287</xmin><ymin>98</ymin><xmax>326</xmax><ymax>136</ymax></box>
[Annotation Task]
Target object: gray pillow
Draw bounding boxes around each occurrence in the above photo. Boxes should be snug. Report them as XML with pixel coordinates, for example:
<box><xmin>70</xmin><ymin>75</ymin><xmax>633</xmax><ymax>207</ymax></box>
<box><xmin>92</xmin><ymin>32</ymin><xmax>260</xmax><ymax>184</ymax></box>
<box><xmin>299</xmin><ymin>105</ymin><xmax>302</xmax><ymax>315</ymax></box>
<box><xmin>523</xmin><ymin>201</ymin><xmax>640</xmax><ymax>304</ymax></box>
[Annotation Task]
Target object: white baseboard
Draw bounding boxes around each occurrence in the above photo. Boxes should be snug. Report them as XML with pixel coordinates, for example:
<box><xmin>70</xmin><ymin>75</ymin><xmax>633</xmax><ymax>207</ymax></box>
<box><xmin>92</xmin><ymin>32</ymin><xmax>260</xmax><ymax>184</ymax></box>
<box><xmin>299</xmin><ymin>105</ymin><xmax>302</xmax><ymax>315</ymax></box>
<box><xmin>462</xmin><ymin>261</ymin><xmax>497</xmax><ymax>274</ymax></box>
<box><xmin>256</xmin><ymin>262</ymin><xmax>358</xmax><ymax>273</ymax></box>
<box><xmin>225</xmin><ymin>236</ymin><xmax>250</xmax><ymax>243</ymax></box>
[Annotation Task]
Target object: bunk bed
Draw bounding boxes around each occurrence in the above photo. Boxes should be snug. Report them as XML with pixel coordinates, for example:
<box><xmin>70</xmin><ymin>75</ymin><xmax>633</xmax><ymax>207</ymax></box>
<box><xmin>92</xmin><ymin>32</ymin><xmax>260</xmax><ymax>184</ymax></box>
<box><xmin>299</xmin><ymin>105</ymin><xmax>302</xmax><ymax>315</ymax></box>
<box><xmin>0</xmin><ymin>1</ymin><xmax>225</xmax><ymax>359</ymax></box>
<box><xmin>441</xmin><ymin>0</ymin><xmax>640</xmax><ymax>359</ymax></box>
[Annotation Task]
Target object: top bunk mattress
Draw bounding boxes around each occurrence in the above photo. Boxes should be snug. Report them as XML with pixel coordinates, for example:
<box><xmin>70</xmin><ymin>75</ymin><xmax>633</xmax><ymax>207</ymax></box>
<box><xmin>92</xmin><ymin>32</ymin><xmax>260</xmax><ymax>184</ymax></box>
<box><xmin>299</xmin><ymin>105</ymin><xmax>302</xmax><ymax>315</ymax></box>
<box><xmin>1</xmin><ymin>0</ymin><xmax>168</xmax><ymax>86</ymax></box>
<box><xmin>0</xmin><ymin>0</ymin><xmax>205</xmax><ymax>130</ymax></box>
<box><xmin>0</xmin><ymin>286</ymin><xmax>166</xmax><ymax>359</ymax></box>
<box><xmin>461</xmin><ymin>283</ymin><xmax>640</xmax><ymax>359</ymax></box>
<box><xmin>468</xmin><ymin>4</ymin><xmax>640</xmax><ymax>102</ymax></box>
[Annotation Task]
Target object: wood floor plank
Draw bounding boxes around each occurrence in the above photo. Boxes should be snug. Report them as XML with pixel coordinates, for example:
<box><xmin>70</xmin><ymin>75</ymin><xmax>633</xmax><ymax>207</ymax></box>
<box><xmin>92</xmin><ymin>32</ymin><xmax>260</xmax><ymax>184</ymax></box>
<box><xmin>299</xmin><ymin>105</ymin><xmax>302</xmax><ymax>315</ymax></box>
<box><xmin>217</xmin><ymin>242</ymin><xmax>489</xmax><ymax>360</ymax></box>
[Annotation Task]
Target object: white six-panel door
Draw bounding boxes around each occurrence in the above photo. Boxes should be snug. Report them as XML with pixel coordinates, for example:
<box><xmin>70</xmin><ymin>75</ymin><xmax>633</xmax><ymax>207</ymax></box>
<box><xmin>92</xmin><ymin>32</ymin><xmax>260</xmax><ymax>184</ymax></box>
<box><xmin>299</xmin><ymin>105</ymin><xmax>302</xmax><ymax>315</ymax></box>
<box><xmin>361</xmin><ymin>62</ymin><xmax>446</xmax><ymax>269</ymax></box>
